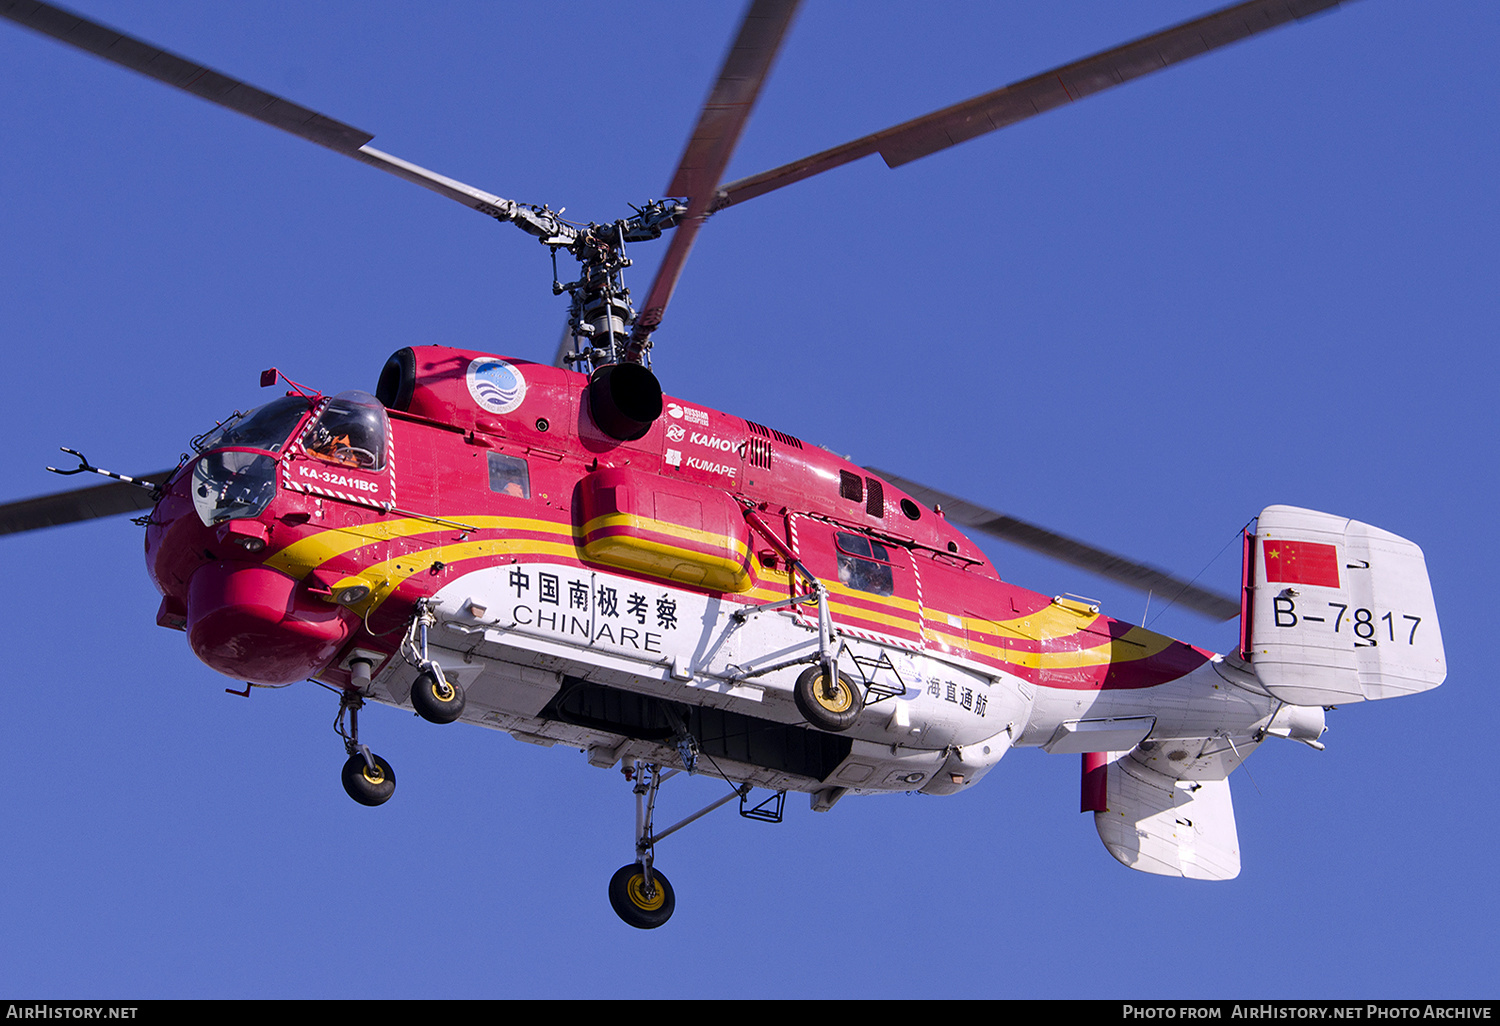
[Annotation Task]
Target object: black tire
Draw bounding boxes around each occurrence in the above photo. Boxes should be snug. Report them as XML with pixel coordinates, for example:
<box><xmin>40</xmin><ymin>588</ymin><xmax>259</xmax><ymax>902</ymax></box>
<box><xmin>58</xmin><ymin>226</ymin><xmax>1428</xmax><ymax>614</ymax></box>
<box><xmin>411</xmin><ymin>670</ymin><xmax>465</xmax><ymax>724</ymax></box>
<box><xmin>793</xmin><ymin>665</ymin><xmax>864</xmax><ymax>732</ymax></box>
<box><xmin>607</xmin><ymin>863</ymin><xmax>675</xmax><ymax>929</ymax></box>
<box><xmin>341</xmin><ymin>753</ymin><xmax>395</xmax><ymax>806</ymax></box>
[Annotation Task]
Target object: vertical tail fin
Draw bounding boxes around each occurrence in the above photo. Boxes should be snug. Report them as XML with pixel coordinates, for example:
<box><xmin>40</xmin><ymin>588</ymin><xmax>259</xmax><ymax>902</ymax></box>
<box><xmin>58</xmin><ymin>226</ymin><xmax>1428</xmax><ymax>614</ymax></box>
<box><xmin>1247</xmin><ymin>506</ymin><xmax>1446</xmax><ymax>706</ymax></box>
<box><xmin>1094</xmin><ymin>753</ymin><xmax>1241</xmax><ymax>881</ymax></box>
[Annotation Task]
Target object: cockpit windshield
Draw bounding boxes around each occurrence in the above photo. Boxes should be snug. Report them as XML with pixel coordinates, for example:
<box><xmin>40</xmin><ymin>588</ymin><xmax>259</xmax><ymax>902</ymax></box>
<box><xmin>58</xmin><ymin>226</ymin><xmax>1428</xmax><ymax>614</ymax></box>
<box><xmin>194</xmin><ymin>395</ymin><xmax>313</xmax><ymax>454</ymax></box>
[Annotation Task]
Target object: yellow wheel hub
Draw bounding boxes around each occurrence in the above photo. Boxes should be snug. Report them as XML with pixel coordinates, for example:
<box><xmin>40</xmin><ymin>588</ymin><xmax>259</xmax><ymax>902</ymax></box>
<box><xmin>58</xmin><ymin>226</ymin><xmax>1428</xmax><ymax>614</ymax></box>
<box><xmin>626</xmin><ymin>873</ymin><xmax>667</xmax><ymax>912</ymax></box>
<box><xmin>813</xmin><ymin>676</ymin><xmax>854</xmax><ymax>714</ymax></box>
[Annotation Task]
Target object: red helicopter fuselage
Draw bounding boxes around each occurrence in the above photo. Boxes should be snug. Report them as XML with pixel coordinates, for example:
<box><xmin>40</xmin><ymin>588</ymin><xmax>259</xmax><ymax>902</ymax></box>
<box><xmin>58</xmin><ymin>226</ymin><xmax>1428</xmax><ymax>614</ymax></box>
<box><xmin>139</xmin><ymin>346</ymin><xmax>1392</xmax><ymax>883</ymax></box>
<box><xmin>146</xmin><ymin>345</ymin><xmax>1213</xmax><ymax>702</ymax></box>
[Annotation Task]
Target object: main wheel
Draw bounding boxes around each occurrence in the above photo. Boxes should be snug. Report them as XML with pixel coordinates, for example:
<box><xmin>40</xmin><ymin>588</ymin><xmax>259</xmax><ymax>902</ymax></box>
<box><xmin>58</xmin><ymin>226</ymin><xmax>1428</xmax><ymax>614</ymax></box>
<box><xmin>608</xmin><ymin>863</ymin><xmax>675</xmax><ymax>929</ymax></box>
<box><xmin>794</xmin><ymin>665</ymin><xmax>864</xmax><ymax>732</ymax></box>
<box><xmin>411</xmin><ymin>670</ymin><xmax>465</xmax><ymax>724</ymax></box>
<box><xmin>341</xmin><ymin>753</ymin><xmax>396</xmax><ymax>806</ymax></box>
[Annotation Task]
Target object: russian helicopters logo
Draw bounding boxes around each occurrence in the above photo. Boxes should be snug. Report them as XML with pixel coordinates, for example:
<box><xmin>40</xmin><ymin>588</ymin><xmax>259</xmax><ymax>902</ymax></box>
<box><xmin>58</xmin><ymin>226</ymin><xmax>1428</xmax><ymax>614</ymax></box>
<box><xmin>665</xmin><ymin>401</ymin><xmax>709</xmax><ymax>426</ymax></box>
<box><xmin>466</xmin><ymin>358</ymin><xmax>527</xmax><ymax>415</ymax></box>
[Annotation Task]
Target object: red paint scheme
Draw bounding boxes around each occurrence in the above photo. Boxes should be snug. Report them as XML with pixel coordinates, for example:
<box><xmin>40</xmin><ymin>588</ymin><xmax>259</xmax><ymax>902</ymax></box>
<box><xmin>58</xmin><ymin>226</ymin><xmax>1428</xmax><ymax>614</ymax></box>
<box><xmin>1080</xmin><ymin>751</ymin><xmax>1109</xmax><ymax>813</ymax></box>
<box><xmin>185</xmin><ymin>561</ymin><xmax>354</xmax><ymax>684</ymax></box>
<box><xmin>146</xmin><ymin>345</ymin><xmax>1212</xmax><ymax>690</ymax></box>
<box><xmin>1239</xmin><ymin>528</ymin><xmax>1255</xmax><ymax>662</ymax></box>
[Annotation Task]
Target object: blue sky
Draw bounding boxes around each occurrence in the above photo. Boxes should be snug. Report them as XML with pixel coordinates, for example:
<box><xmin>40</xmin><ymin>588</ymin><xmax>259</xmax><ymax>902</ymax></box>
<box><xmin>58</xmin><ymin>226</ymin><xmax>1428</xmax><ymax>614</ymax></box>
<box><xmin>0</xmin><ymin>1</ymin><xmax>1495</xmax><ymax>999</ymax></box>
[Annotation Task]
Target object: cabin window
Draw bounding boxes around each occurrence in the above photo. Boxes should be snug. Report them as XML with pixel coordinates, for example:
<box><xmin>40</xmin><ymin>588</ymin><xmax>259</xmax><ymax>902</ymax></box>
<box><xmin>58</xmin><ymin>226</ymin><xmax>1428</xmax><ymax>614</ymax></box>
<box><xmin>487</xmin><ymin>452</ymin><xmax>531</xmax><ymax>498</ymax></box>
<box><xmin>304</xmin><ymin>390</ymin><xmax>388</xmax><ymax>471</ymax></box>
<box><xmin>835</xmin><ymin>531</ymin><xmax>893</xmax><ymax>596</ymax></box>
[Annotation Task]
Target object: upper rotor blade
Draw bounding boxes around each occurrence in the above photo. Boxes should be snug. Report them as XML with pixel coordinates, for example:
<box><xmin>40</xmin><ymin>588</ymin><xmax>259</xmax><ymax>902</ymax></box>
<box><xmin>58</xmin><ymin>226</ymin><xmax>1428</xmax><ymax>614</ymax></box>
<box><xmin>0</xmin><ymin>1</ymin><xmax>559</xmax><ymax>231</ymax></box>
<box><xmin>869</xmin><ymin>467</ymin><xmax>1241</xmax><ymax>621</ymax></box>
<box><xmin>1</xmin><ymin>0</ymin><xmax>371</xmax><ymax>149</ymax></box>
<box><xmin>717</xmin><ymin>0</ymin><xmax>1352</xmax><ymax>211</ymax></box>
<box><xmin>0</xmin><ymin>471</ymin><xmax>174</xmax><ymax>536</ymax></box>
<box><xmin>630</xmin><ymin>0</ymin><xmax>799</xmax><ymax>343</ymax></box>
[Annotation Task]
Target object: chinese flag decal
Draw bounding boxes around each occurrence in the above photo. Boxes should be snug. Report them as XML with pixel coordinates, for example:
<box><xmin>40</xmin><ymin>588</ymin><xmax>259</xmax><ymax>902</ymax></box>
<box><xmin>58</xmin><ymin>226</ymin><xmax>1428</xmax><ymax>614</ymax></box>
<box><xmin>1262</xmin><ymin>539</ymin><xmax>1341</xmax><ymax>588</ymax></box>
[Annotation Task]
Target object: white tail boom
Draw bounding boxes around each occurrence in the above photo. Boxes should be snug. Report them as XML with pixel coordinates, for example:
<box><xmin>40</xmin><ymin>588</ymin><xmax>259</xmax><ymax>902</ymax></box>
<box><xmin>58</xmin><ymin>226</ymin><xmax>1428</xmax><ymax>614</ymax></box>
<box><xmin>1091</xmin><ymin>505</ymin><xmax>1444</xmax><ymax>880</ymax></box>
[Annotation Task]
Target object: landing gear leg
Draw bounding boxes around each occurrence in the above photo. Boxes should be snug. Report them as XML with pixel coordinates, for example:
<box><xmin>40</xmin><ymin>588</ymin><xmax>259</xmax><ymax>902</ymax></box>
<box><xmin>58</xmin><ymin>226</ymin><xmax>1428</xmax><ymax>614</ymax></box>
<box><xmin>335</xmin><ymin>684</ymin><xmax>395</xmax><ymax>807</ymax></box>
<box><xmin>608</xmin><ymin>760</ymin><xmax>675</xmax><ymax>929</ymax></box>
<box><xmin>405</xmin><ymin>600</ymin><xmax>466</xmax><ymax>724</ymax></box>
<box><xmin>792</xmin><ymin>585</ymin><xmax>864</xmax><ymax>731</ymax></box>
<box><xmin>605</xmin><ymin>760</ymin><xmax>759</xmax><ymax>929</ymax></box>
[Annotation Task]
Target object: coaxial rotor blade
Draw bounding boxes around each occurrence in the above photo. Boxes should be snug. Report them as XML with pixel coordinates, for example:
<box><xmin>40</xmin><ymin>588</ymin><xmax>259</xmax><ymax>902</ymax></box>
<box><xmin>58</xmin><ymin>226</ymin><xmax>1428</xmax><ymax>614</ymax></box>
<box><xmin>628</xmin><ymin>0</ymin><xmax>799</xmax><ymax>348</ymax></box>
<box><xmin>868</xmin><ymin>467</ymin><xmax>1240</xmax><ymax>621</ymax></box>
<box><xmin>717</xmin><ymin>0</ymin><xmax>1353</xmax><ymax>211</ymax></box>
<box><xmin>0</xmin><ymin>471</ymin><xmax>175</xmax><ymax>536</ymax></box>
<box><xmin>0</xmin><ymin>1</ymin><xmax>574</xmax><ymax>239</ymax></box>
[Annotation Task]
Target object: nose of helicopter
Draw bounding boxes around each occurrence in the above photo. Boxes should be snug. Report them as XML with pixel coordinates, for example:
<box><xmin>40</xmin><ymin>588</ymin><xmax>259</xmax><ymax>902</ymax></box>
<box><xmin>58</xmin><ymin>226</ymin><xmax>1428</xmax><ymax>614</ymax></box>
<box><xmin>185</xmin><ymin>561</ymin><xmax>354</xmax><ymax>685</ymax></box>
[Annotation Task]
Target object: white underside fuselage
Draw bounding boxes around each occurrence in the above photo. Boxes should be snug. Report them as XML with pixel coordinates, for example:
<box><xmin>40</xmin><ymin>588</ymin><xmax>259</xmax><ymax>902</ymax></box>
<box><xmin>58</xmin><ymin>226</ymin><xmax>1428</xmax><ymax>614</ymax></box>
<box><xmin>350</xmin><ymin>561</ymin><xmax>1298</xmax><ymax>801</ymax></box>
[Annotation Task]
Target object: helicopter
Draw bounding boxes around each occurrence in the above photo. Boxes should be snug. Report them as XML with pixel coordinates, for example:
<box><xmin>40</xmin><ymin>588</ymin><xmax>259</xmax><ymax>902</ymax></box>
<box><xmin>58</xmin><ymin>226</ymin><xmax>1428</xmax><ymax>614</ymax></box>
<box><xmin>0</xmin><ymin>0</ymin><xmax>1446</xmax><ymax>931</ymax></box>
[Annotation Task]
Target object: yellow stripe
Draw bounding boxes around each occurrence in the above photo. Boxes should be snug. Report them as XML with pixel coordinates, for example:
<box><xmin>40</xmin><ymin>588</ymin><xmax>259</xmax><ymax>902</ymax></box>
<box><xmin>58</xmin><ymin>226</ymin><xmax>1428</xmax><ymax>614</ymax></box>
<box><xmin>580</xmin><ymin>511</ymin><xmax>752</xmax><ymax>592</ymax></box>
<box><xmin>926</xmin><ymin>617</ymin><xmax>1177</xmax><ymax>670</ymax></box>
<box><xmin>584</xmin><ymin>537</ymin><xmax>753</xmax><ymax>592</ymax></box>
<box><xmin>823</xmin><ymin>578</ymin><xmax>920</xmax><ymax>614</ymax></box>
<box><xmin>352</xmin><ymin>538</ymin><xmax>583</xmax><ymax>614</ymax></box>
<box><xmin>354</xmin><ymin>534</ymin><xmax>767</xmax><ymax>613</ymax></box>
<box><xmin>270</xmin><ymin>513</ymin><xmax>1159</xmax><ymax>669</ymax></box>
<box><xmin>826</xmin><ymin>596</ymin><xmax>919</xmax><ymax>634</ymax></box>
<box><xmin>265</xmin><ymin>513</ymin><xmax>576</xmax><ymax>578</ymax></box>
<box><xmin>970</xmin><ymin>601</ymin><xmax>1096</xmax><ymax>640</ymax></box>
<box><xmin>582</xmin><ymin>512</ymin><xmax>750</xmax><ymax>559</ymax></box>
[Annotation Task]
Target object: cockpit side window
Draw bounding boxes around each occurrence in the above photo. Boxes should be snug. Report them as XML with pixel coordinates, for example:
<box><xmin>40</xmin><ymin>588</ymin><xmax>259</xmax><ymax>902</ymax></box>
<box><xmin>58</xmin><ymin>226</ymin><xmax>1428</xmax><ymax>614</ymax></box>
<box><xmin>487</xmin><ymin>452</ymin><xmax>531</xmax><ymax>498</ymax></box>
<box><xmin>835</xmin><ymin>530</ymin><xmax>894</xmax><ymax>596</ymax></box>
<box><xmin>304</xmin><ymin>390</ymin><xmax>389</xmax><ymax>471</ymax></box>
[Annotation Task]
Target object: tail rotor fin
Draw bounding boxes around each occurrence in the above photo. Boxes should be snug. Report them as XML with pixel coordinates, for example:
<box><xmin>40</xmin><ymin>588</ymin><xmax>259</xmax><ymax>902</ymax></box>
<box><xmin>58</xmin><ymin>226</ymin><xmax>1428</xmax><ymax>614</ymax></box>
<box><xmin>1246</xmin><ymin>506</ymin><xmax>1446</xmax><ymax>706</ymax></box>
<box><xmin>1093</xmin><ymin>751</ymin><xmax>1242</xmax><ymax>881</ymax></box>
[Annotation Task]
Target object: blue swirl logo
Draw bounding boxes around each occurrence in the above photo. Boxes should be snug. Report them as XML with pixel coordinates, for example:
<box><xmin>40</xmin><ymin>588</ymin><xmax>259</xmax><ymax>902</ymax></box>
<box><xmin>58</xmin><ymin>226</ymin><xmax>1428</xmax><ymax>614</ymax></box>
<box><xmin>466</xmin><ymin>358</ymin><xmax>527</xmax><ymax>414</ymax></box>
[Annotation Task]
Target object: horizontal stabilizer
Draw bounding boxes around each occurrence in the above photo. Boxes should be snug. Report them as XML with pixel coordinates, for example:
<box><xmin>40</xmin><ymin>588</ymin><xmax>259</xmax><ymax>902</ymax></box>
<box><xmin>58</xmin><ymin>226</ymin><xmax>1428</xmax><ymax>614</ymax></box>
<box><xmin>1249</xmin><ymin>506</ymin><xmax>1446</xmax><ymax>705</ymax></box>
<box><xmin>1095</xmin><ymin>753</ymin><xmax>1240</xmax><ymax>881</ymax></box>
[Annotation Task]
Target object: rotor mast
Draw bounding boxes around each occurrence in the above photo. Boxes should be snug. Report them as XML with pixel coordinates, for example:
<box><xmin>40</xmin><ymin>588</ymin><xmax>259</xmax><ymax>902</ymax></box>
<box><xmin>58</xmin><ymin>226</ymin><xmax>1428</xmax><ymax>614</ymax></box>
<box><xmin>549</xmin><ymin>200</ymin><xmax>686</xmax><ymax>375</ymax></box>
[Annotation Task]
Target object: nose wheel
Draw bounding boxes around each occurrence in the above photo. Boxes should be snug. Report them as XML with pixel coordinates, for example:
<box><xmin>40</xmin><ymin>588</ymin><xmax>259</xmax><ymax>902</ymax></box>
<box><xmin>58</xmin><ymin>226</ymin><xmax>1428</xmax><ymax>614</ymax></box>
<box><xmin>335</xmin><ymin>687</ymin><xmax>395</xmax><ymax>807</ymax></box>
<box><xmin>404</xmin><ymin>601</ymin><xmax>467</xmax><ymax>724</ymax></box>
<box><xmin>341</xmin><ymin>751</ymin><xmax>395</xmax><ymax>806</ymax></box>
<box><xmin>410</xmin><ymin>669</ymin><xmax>465</xmax><ymax>724</ymax></box>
